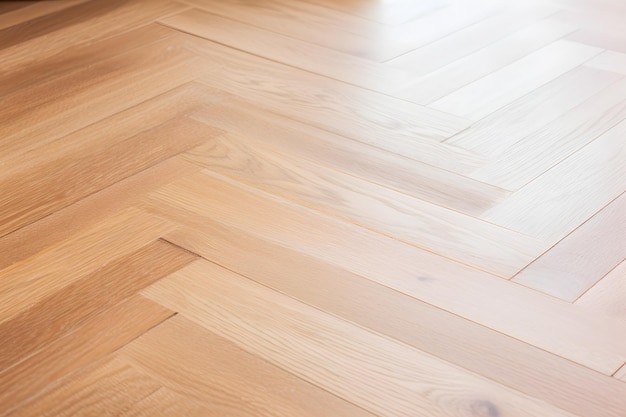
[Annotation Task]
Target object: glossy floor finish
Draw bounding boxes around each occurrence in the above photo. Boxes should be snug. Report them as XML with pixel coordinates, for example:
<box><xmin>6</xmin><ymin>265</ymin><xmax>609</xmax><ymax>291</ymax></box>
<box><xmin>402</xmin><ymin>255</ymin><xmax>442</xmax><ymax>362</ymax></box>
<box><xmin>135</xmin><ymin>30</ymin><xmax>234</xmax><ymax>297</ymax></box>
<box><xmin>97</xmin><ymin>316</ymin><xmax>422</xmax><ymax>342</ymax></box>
<box><xmin>1</xmin><ymin>0</ymin><xmax>625</xmax><ymax>415</ymax></box>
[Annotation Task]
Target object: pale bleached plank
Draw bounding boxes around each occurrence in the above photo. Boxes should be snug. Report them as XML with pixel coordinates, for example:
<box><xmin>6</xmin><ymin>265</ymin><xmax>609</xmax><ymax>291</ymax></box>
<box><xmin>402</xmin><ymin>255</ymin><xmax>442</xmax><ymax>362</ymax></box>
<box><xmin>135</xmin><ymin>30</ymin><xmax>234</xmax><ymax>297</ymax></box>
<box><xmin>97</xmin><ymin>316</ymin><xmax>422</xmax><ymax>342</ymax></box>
<box><xmin>482</xmin><ymin>120</ymin><xmax>626</xmax><ymax>242</ymax></box>
<box><xmin>429</xmin><ymin>40</ymin><xmax>601</xmax><ymax>120</ymax></box>
<box><xmin>183</xmin><ymin>137</ymin><xmax>546</xmax><ymax>277</ymax></box>
<box><xmin>144</xmin><ymin>171</ymin><xmax>626</xmax><ymax>374</ymax></box>
<box><xmin>0</xmin><ymin>208</ymin><xmax>174</xmax><ymax>324</ymax></box>
<box><xmin>190</xmin><ymin>100</ymin><xmax>509</xmax><ymax>216</ymax></box>
<box><xmin>576</xmin><ymin>261</ymin><xmax>626</xmax><ymax>321</ymax></box>
<box><xmin>159</xmin><ymin>9</ymin><xmax>413</xmax><ymax>93</ymax></box>
<box><xmin>181</xmin><ymin>37</ymin><xmax>483</xmax><ymax>174</ymax></box>
<box><xmin>513</xmin><ymin>194</ymin><xmax>625</xmax><ymax>301</ymax></box>
<box><xmin>471</xmin><ymin>77</ymin><xmax>626</xmax><ymax>189</ymax></box>
<box><xmin>396</xmin><ymin>18</ymin><xmax>578</xmax><ymax>106</ymax></box>
<box><xmin>122</xmin><ymin>316</ymin><xmax>376</xmax><ymax>417</ymax></box>
<box><xmin>567</xmin><ymin>28</ymin><xmax>626</xmax><ymax>53</ymax></box>
<box><xmin>585</xmin><ymin>50</ymin><xmax>626</xmax><ymax>75</ymax></box>
<box><xmin>0</xmin><ymin>295</ymin><xmax>173</xmax><ymax>416</ymax></box>
<box><xmin>387</xmin><ymin>5</ymin><xmax>559</xmax><ymax>76</ymax></box>
<box><xmin>161</xmin><ymin>216</ymin><xmax>626</xmax><ymax>417</ymax></box>
<box><xmin>616</xmin><ymin>364</ymin><xmax>626</xmax><ymax>381</ymax></box>
<box><xmin>143</xmin><ymin>260</ymin><xmax>578</xmax><ymax>417</ymax></box>
<box><xmin>445</xmin><ymin>66</ymin><xmax>622</xmax><ymax>157</ymax></box>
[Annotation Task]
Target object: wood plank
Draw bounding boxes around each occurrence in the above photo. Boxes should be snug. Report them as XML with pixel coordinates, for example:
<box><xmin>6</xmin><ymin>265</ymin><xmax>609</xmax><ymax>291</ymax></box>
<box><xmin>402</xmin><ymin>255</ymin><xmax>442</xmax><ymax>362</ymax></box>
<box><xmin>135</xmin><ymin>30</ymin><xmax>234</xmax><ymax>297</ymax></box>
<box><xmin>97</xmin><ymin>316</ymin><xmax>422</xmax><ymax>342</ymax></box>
<box><xmin>0</xmin><ymin>116</ymin><xmax>219</xmax><ymax>238</ymax></box>
<box><xmin>0</xmin><ymin>208</ymin><xmax>174</xmax><ymax>324</ymax></box>
<box><xmin>0</xmin><ymin>295</ymin><xmax>173</xmax><ymax>416</ymax></box>
<box><xmin>429</xmin><ymin>40</ymin><xmax>601</xmax><ymax>120</ymax></box>
<box><xmin>471</xmin><ymin>77</ymin><xmax>626</xmax><ymax>189</ymax></box>
<box><xmin>143</xmin><ymin>260</ymin><xmax>578</xmax><ymax>417</ymax></box>
<box><xmin>513</xmin><ymin>194</ymin><xmax>625</xmax><ymax>301</ymax></box>
<box><xmin>122</xmin><ymin>316</ymin><xmax>376</xmax><ymax>417</ymax></box>
<box><xmin>576</xmin><ymin>261</ymin><xmax>626</xmax><ymax>321</ymax></box>
<box><xmin>183</xmin><ymin>137</ymin><xmax>546</xmax><ymax>277</ymax></box>
<box><xmin>0</xmin><ymin>1</ymin><xmax>85</xmax><ymax>31</ymax></box>
<box><xmin>482</xmin><ymin>120</ymin><xmax>626</xmax><ymax>242</ymax></box>
<box><xmin>0</xmin><ymin>23</ymin><xmax>175</xmax><ymax>98</ymax></box>
<box><xmin>0</xmin><ymin>0</ymin><xmax>187</xmax><ymax>73</ymax></box>
<box><xmin>143</xmin><ymin>171</ymin><xmax>626</xmax><ymax>374</ymax></box>
<box><xmin>0</xmin><ymin>39</ymin><xmax>198</xmax><ymax>161</ymax></box>
<box><xmin>8</xmin><ymin>356</ymin><xmax>164</xmax><ymax>417</ymax></box>
<box><xmin>387</xmin><ymin>5</ymin><xmax>559</xmax><ymax>76</ymax></box>
<box><xmin>159</xmin><ymin>9</ymin><xmax>413</xmax><ymax>93</ymax></box>
<box><xmin>190</xmin><ymin>100</ymin><xmax>509</xmax><ymax>216</ymax></box>
<box><xmin>161</xmin><ymin>217</ymin><xmax>626</xmax><ymax>417</ymax></box>
<box><xmin>0</xmin><ymin>240</ymin><xmax>196</xmax><ymax>371</ymax></box>
<box><xmin>567</xmin><ymin>28</ymin><xmax>626</xmax><ymax>53</ymax></box>
<box><xmin>585</xmin><ymin>50</ymin><xmax>626</xmax><ymax>75</ymax></box>
<box><xmin>445</xmin><ymin>66</ymin><xmax>622</xmax><ymax>157</ymax></box>
<box><xmin>396</xmin><ymin>18</ymin><xmax>578</xmax><ymax>106</ymax></box>
<box><xmin>181</xmin><ymin>37</ymin><xmax>482</xmax><ymax>174</ymax></box>
<box><xmin>616</xmin><ymin>364</ymin><xmax>626</xmax><ymax>381</ymax></box>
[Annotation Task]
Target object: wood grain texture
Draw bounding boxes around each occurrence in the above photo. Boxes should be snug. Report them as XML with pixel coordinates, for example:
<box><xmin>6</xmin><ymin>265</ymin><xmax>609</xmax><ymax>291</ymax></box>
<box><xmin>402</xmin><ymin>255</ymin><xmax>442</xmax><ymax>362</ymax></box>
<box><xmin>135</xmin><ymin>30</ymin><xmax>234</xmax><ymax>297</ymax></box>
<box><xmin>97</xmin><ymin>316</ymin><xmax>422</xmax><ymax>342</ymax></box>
<box><xmin>143</xmin><ymin>260</ymin><xmax>578</xmax><ymax>417</ymax></box>
<box><xmin>0</xmin><ymin>295</ymin><xmax>173</xmax><ymax>416</ymax></box>
<box><xmin>190</xmin><ymin>100</ymin><xmax>509</xmax><ymax>216</ymax></box>
<box><xmin>183</xmin><ymin>136</ymin><xmax>546</xmax><ymax>277</ymax></box>
<box><xmin>161</xmin><ymin>217</ymin><xmax>626</xmax><ymax>417</ymax></box>
<box><xmin>514</xmin><ymin>194</ymin><xmax>626</xmax><ymax>300</ymax></box>
<box><xmin>0</xmin><ymin>1</ymin><xmax>86</xmax><ymax>31</ymax></box>
<box><xmin>144</xmin><ymin>172</ymin><xmax>626</xmax><ymax>374</ymax></box>
<box><xmin>482</xmin><ymin>119</ymin><xmax>626</xmax><ymax>242</ymax></box>
<box><xmin>576</xmin><ymin>261</ymin><xmax>626</xmax><ymax>321</ymax></box>
<box><xmin>429</xmin><ymin>40</ymin><xmax>601</xmax><ymax>120</ymax></box>
<box><xmin>122</xmin><ymin>315</ymin><xmax>376</xmax><ymax>417</ymax></box>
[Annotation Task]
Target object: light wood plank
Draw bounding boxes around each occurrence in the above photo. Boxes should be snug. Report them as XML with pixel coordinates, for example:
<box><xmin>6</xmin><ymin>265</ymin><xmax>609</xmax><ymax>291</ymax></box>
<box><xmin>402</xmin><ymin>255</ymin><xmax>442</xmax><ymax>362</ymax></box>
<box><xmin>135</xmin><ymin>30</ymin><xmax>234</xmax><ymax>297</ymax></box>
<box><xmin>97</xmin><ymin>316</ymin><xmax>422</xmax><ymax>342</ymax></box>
<box><xmin>0</xmin><ymin>240</ymin><xmax>195</xmax><ymax>371</ymax></box>
<box><xmin>143</xmin><ymin>260</ymin><xmax>578</xmax><ymax>417</ymax></box>
<box><xmin>471</xmin><ymin>77</ymin><xmax>626</xmax><ymax>189</ymax></box>
<box><xmin>0</xmin><ymin>208</ymin><xmax>174</xmax><ymax>324</ymax></box>
<box><xmin>576</xmin><ymin>261</ymin><xmax>626</xmax><ymax>321</ymax></box>
<box><xmin>159</xmin><ymin>9</ymin><xmax>413</xmax><ymax>93</ymax></box>
<box><xmin>181</xmin><ymin>37</ymin><xmax>483</xmax><ymax>174</ymax></box>
<box><xmin>616</xmin><ymin>364</ymin><xmax>626</xmax><ymax>381</ymax></box>
<box><xmin>482</xmin><ymin>119</ymin><xmax>626</xmax><ymax>242</ymax></box>
<box><xmin>445</xmin><ymin>66</ymin><xmax>622</xmax><ymax>157</ymax></box>
<box><xmin>585</xmin><ymin>50</ymin><xmax>626</xmax><ymax>75</ymax></box>
<box><xmin>429</xmin><ymin>40</ymin><xmax>601</xmax><ymax>120</ymax></box>
<box><xmin>0</xmin><ymin>295</ymin><xmax>173</xmax><ymax>416</ymax></box>
<box><xmin>190</xmin><ymin>100</ymin><xmax>509</xmax><ymax>216</ymax></box>
<box><xmin>144</xmin><ymin>172</ymin><xmax>626</xmax><ymax>374</ymax></box>
<box><xmin>161</xmin><ymin>216</ymin><xmax>626</xmax><ymax>417</ymax></box>
<box><xmin>567</xmin><ymin>28</ymin><xmax>626</xmax><ymax>53</ymax></box>
<box><xmin>513</xmin><ymin>194</ymin><xmax>625</xmax><ymax>300</ymax></box>
<box><xmin>387</xmin><ymin>5</ymin><xmax>559</xmax><ymax>76</ymax></box>
<box><xmin>183</xmin><ymin>136</ymin><xmax>546</xmax><ymax>277</ymax></box>
<box><xmin>122</xmin><ymin>315</ymin><xmax>376</xmax><ymax>417</ymax></box>
<box><xmin>396</xmin><ymin>18</ymin><xmax>578</xmax><ymax>106</ymax></box>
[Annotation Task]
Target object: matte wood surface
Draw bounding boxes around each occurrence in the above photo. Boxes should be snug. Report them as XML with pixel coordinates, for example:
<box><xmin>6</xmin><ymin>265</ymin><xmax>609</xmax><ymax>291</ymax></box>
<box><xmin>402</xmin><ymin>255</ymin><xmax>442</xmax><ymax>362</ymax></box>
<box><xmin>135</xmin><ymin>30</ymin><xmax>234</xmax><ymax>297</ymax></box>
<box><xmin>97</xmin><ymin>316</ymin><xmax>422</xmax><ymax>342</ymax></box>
<box><xmin>2</xmin><ymin>0</ymin><xmax>626</xmax><ymax>416</ymax></box>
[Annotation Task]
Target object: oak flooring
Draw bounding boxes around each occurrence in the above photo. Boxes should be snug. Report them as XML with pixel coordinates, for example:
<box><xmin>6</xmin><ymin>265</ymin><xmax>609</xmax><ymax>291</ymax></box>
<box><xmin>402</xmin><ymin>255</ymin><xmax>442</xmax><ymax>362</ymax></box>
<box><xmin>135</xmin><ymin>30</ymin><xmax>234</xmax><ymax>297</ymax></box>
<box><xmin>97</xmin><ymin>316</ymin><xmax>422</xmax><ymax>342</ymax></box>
<box><xmin>1</xmin><ymin>0</ymin><xmax>625</xmax><ymax>416</ymax></box>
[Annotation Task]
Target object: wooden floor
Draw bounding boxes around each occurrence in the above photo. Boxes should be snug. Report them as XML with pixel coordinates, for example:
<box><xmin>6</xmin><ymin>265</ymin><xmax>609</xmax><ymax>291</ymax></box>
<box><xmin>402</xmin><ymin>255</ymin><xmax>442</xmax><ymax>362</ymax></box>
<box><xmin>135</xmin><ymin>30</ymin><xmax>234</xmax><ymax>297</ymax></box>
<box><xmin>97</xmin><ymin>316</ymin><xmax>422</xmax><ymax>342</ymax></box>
<box><xmin>1</xmin><ymin>0</ymin><xmax>625</xmax><ymax>415</ymax></box>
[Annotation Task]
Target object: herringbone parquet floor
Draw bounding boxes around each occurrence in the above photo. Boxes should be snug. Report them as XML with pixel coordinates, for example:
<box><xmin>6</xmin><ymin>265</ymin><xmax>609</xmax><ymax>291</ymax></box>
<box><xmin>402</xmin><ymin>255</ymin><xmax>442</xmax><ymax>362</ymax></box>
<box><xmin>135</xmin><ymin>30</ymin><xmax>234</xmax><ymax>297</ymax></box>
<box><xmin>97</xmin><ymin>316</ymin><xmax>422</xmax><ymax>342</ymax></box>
<box><xmin>1</xmin><ymin>0</ymin><xmax>625</xmax><ymax>416</ymax></box>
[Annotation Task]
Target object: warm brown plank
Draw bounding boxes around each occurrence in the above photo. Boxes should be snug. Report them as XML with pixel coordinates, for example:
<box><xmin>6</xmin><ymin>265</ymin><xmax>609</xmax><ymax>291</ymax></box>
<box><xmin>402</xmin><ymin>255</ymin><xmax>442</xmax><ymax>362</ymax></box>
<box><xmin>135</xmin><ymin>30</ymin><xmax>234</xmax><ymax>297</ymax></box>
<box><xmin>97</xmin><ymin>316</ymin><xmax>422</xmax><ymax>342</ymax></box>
<box><xmin>122</xmin><ymin>315</ymin><xmax>376</xmax><ymax>417</ymax></box>
<box><xmin>0</xmin><ymin>295</ymin><xmax>173</xmax><ymax>416</ymax></box>
<box><xmin>482</xmin><ymin>119</ymin><xmax>626</xmax><ymax>242</ymax></box>
<box><xmin>576</xmin><ymin>261</ymin><xmax>626</xmax><ymax>321</ymax></box>
<box><xmin>190</xmin><ymin>100</ymin><xmax>509</xmax><ymax>216</ymax></box>
<box><xmin>0</xmin><ymin>115</ymin><xmax>219</xmax><ymax>238</ymax></box>
<box><xmin>0</xmin><ymin>240</ymin><xmax>195</xmax><ymax>371</ymax></box>
<box><xmin>161</xmin><ymin>216</ymin><xmax>626</xmax><ymax>417</ymax></box>
<box><xmin>445</xmin><ymin>66</ymin><xmax>622</xmax><ymax>158</ymax></box>
<box><xmin>183</xmin><ymin>136</ymin><xmax>546</xmax><ymax>277</ymax></box>
<box><xmin>143</xmin><ymin>260</ymin><xmax>578</xmax><ymax>417</ymax></box>
<box><xmin>513</xmin><ymin>194</ymin><xmax>626</xmax><ymax>301</ymax></box>
<box><xmin>0</xmin><ymin>208</ymin><xmax>174</xmax><ymax>324</ymax></box>
<box><xmin>0</xmin><ymin>23</ymin><xmax>175</xmax><ymax>98</ymax></box>
<box><xmin>143</xmin><ymin>171</ymin><xmax>626</xmax><ymax>374</ymax></box>
<box><xmin>0</xmin><ymin>1</ymin><xmax>83</xmax><ymax>30</ymax></box>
